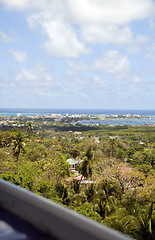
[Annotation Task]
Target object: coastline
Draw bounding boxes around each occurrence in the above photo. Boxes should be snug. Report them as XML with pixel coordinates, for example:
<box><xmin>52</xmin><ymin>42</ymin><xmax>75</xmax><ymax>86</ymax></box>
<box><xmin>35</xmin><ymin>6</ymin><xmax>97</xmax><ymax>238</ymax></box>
<box><xmin>0</xmin><ymin>108</ymin><xmax>155</xmax><ymax>117</ymax></box>
<box><xmin>0</xmin><ymin>109</ymin><xmax>155</xmax><ymax>127</ymax></box>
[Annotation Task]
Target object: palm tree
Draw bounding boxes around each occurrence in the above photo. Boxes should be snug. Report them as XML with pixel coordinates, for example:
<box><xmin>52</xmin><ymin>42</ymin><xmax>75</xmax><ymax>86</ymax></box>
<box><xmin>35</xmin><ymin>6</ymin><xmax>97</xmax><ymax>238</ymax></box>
<box><xmin>85</xmin><ymin>184</ymin><xmax>95</xmax><ymax>203</ymax></box>
<box><xmin>109</xmin><ymin>137</ymin><xmax>117</xmax><ymax>157</ymax></box>
<box><xmin>72</xmin><ymin>179</ymin><xmax>80</xmax><ymax>193</ymax></box>
<box><xmin>103</xmin><ymin>201</ymin><xmax>155</xmax><ymax>240</ymax></box>
<box><xmin>26</xmin><ymin>122</ymin><xmax>34</xmax><ymax>136</ymax></box>
<box><xmin>85</xmin><ymin>146</ymin><xmax>93</xmax><ymax>160</ymax></box>
<box><xmin>95</xmin><ymin>180</ymin><xmax>119</xmax><ymax>218</ymax></box>
<box><xmin>12</xmin><ymin>132</ymin><xmax>25</xmax><ymax>162</ymax></box>
<box><xmin>79</xmin><ymin>146</ymin><xmax>94</xmax><ymax>182</ymax></box>
<box><xmin>79</xmin><ymin>156</ymin><xmax>92</xmax><ymax>183</ymax></box>
<box><xmin>136</xmin><ymin>202</ymin><xmax>155</xmax><ymax>240</ymax></box>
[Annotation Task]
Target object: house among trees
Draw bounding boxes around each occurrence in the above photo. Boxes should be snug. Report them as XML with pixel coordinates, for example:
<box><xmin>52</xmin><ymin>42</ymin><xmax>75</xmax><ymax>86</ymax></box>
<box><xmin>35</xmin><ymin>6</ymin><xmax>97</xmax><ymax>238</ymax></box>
<box><xmin>66</xmin><ymin>158</ymin><xmax>79</xmax><ymax>171</ymax></box>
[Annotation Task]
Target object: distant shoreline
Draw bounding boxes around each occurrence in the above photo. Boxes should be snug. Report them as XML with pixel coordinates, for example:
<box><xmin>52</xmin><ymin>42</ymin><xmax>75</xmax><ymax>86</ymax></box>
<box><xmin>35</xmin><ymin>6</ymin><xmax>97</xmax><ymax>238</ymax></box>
<box><xmin>0</xmin><ymin>108</ymin><xmax>155</xmax><ymax>117</ymax></box>
<box><xmin>1</xmin><ymin>111</ymin><xmax>155</xmax><ymax>126</ymax></box>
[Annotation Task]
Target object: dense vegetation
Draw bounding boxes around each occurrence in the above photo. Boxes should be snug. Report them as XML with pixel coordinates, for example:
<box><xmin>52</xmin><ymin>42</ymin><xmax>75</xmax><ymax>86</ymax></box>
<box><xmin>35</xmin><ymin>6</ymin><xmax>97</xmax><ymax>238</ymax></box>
<box><xmin>0</xmin><ymin>123</ymin><xmax>155</xmax><ymax>239</ymax></box>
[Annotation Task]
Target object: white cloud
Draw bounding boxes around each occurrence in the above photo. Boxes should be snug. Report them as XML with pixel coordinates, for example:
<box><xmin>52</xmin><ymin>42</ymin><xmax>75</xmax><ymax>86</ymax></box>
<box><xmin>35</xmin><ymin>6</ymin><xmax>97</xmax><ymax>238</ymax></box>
<box><xmin>9</xmin><ymin>50</ymin><xmax>27</xmax><ymax>63</ymax></box>
<box><xmin>0</xmin><ymin>0</ymin><xmax>30</xmax><ymax>10</ymax></box>
<box><xmin>0</xmin><ymin>0</ymin><xmax>53</xmax><ymax>11</ymax></box>
<box><xmin>0</xmin><ymin>30</ymin><xmax>17</xmax><ymax>42</ymax></box>
<box><xmin>1</xmin><ymin>0</ymin><xmax>153</xmax><ymax>55</ymax></box>
<box><xmin>67</xmin><ymin>0</ymin><xmax>155</xmax><ymax>25</ymax></box>
<box><xmin>81</xmin><ymin>25</ymin><xmax>132</xmax><ymax>44</ymax></box>
<box><xmin>76</xmin><ymin>0</ymin><xmax>153</xmax><ymax>45</ymax></box>
<box><xmin>93</xmin><ymin>50</ymin><xmax>130</xmax><ymax>76</ymax></box>
<box><xmin>27</xmin><ymin>13</ymin><xmax>90</xmax><ymax>58</ymax></box>
<box><xmin>14</xmin><ymin>64</ymin><xmax>53</xmax><ymax>87</ymax></box>
<box><xmin>1</xmin><ymin>0</ymin><xmax>154</xmax><ymax>21</ymax></box>
<box><xmin>43</xmin><ymin>20</ymin><xmax>90</xmax><ymax>58</ymax></box>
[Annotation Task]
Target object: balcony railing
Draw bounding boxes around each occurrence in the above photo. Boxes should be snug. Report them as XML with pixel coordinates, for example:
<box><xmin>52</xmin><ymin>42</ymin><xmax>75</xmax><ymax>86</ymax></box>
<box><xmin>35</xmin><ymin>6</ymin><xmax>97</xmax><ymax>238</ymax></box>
<box><xmin>0</xmin><ymin>179</ymin><xmax>132</xmax><ymax>240</ymax></box>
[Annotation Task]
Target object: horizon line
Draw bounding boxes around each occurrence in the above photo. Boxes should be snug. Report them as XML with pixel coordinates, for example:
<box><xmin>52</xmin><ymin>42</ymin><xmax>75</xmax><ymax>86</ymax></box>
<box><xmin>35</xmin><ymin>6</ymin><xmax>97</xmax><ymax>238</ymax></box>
<box><xmin>0</xmin><ymin>108</ymin><xmax>155</xmax><ymax>111</ymax></box>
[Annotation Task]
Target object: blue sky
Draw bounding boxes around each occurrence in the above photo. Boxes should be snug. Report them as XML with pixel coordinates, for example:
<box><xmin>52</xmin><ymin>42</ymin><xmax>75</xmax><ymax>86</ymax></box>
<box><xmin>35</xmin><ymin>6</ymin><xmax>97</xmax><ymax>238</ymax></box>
<box><xmin>0</xmin><ymin>0</ymin><xmax>155</xmax><ymax>109</ymax></box>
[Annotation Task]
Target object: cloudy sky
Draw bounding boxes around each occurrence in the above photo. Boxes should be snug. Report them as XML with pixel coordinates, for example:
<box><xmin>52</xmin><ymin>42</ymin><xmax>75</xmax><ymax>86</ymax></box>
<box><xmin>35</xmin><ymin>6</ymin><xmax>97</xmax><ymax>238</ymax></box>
<box><xmin>0</xmin><ymin>0</ymin><xmax>155</xmax><ymax>109</ymax></box>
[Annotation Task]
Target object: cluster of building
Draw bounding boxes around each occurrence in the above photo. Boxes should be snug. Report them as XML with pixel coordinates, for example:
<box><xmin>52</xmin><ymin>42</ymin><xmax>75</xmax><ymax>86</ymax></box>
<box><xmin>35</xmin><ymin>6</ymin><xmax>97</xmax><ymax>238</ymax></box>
<box><xmin>0</xmin><ymin>112</ymin><xmax>154</xmax><ymax>128</ymax></box>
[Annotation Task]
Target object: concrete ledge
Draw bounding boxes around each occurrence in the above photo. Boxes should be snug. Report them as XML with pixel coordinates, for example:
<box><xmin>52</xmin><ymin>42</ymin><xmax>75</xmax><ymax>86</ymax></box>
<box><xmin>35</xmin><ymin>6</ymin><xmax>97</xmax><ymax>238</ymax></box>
<box><xmin>0</xmin><ymin>179</ymin><xmax>132</xmax><ymax>240</ymax></box>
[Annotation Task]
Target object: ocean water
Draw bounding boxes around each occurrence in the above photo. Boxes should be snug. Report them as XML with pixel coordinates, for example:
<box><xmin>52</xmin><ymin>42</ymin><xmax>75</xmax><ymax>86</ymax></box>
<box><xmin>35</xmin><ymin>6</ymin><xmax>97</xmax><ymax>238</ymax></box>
<box><xmin>0</xmin><ymin>108</ymin><xmax>155</xmax><ymax>117</ymax></box>
<box><xmin>74</xmin><ymin>118</ymin><xmax>155</xmax><ymax>126</ymax></box>
<box><xmin>0</xmin><ymin>108</ymin><xmax>155</xmax><ymax>126</ymax></box>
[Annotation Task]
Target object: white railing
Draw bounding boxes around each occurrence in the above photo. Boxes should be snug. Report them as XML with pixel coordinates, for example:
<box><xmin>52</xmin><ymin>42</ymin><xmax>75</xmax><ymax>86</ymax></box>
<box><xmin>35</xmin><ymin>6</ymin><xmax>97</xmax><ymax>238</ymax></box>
<box><xmin>0</xmin><ymin>179</ymin><xmax>132</xmax><ymax>240</ymax></box>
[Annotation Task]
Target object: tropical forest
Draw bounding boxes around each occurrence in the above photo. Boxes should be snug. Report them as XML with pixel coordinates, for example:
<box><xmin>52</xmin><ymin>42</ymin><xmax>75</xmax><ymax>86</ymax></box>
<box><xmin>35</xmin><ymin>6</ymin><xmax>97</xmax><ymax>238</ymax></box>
<box><xmin>0</xmin><ymin>120</ymin><xmax>155</xmax><ymax>240</ymax></box>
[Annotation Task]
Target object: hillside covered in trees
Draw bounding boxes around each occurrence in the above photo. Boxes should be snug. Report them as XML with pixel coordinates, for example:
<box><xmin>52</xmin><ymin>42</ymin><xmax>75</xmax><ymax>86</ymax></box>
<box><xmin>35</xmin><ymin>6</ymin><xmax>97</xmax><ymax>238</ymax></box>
<box><xmin>0</xmin><ymin>123</ymin><xmax>155</xmax><ymax>239</ymax></box>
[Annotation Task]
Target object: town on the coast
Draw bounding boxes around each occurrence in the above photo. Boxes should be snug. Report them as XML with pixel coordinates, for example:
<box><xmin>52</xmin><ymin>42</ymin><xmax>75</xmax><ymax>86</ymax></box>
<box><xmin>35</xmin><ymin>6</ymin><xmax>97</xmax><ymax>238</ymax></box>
<box><xmin>0</xmin><ymin>112</ymin><xmax>155</xmax><ymax>128</ymax></box>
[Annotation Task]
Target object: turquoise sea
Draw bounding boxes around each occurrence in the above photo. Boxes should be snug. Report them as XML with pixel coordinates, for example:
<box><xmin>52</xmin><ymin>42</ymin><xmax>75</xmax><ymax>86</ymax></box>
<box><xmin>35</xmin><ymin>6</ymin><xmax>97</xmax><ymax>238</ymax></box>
<box><xmin>0</xmin><ymin>108</ymin><xmax>155</xmax><ymax>126</ymax></box>
<box><xmin>0</xmin><ymin>108</ymin><xmax>155</xmax><ymax>117</ymax></box>
<box><xmin>74</xmin><ymin>118</ymin><xmax>155</xmax><ymax>126</ymax></box>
